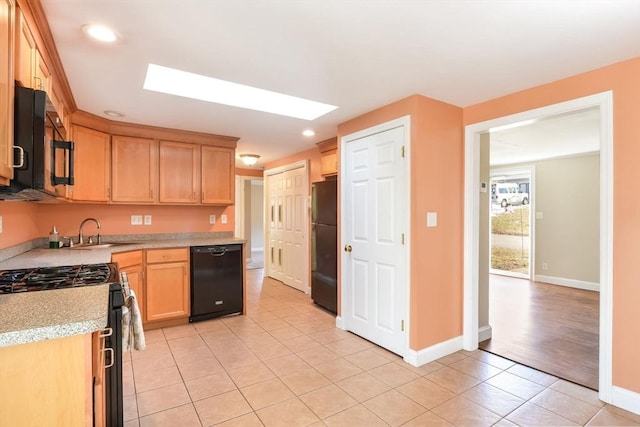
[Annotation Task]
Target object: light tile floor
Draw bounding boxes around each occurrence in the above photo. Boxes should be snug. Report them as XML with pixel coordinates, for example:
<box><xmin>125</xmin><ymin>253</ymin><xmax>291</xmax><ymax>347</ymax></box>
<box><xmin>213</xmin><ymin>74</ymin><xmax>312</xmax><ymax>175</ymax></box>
<box><xmin>123</xmin><ymin>269</ymin><xmax>640</xmax><ymax>426</ymax></box>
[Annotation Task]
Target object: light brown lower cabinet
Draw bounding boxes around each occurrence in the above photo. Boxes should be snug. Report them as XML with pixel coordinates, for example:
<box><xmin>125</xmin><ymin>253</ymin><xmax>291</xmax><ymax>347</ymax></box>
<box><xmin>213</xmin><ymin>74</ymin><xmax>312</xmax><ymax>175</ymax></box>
<box><xmin>145</xmin><ymin>248</ymin><xmax>190</xmax><ymax>323</ymax></box>
<box><xmin>0</xmin><ymin>333</ymin><xmax>94</xmax><ymax>426</ymax></box>
<box><xmin>111</xmin><ymin>250</ymin><xmax>145</xmax><ymax>322</ymax></box>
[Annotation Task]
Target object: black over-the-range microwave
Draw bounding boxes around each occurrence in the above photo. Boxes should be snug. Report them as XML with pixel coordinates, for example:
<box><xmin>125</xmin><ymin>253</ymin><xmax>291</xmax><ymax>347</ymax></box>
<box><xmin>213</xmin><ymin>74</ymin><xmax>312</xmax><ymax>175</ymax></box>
<box><xmin>0</xmin><ymin>83</ymin><xmax>74</xmax><ymax>201</ymax></box>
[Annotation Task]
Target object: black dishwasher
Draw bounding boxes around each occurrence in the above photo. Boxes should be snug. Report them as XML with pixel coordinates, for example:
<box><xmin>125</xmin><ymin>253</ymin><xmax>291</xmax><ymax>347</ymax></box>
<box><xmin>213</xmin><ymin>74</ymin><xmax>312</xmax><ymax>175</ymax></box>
<box><xmin>190</xmin><ymin>244</ymin><xmax>243</xmax><ymax>322</ymax></box>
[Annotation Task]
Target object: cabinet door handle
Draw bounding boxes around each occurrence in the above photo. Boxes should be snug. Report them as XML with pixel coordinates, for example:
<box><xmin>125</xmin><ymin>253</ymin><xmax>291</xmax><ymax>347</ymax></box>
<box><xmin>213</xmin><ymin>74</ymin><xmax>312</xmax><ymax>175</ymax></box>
<box><xmin>278</xmin><ymin>248</ymin><xmax>282</xmax><ymax>266</ymax></box>
<box><xmin>13</xmin><ymin>146</ymin><xmax>25</xmax><ymax>168</ymax></box>
<box><xmin>103</xmin><ymin>347</ymin><xmax>114</xmax><ymax>369</ymax></box>
<box><xmin>271</xmin><ymin>247</ymin><xmax>274</xmax><ymax>263</ymax></box>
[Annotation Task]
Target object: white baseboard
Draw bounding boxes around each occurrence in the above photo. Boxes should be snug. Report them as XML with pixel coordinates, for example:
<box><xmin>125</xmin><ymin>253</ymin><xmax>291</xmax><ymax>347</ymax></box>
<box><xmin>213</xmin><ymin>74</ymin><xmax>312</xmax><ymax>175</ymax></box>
<box><xmin>478</xmin><ymin>325</ymin><xmax>492</xmax><ymax>342</ymax></box>
<box><xmin>404</xmin><ymin>335</ymin><xmax>463</xmax><ymax>367</ymax></box>
<box><xmin>335</xmin><ymin>316</ymin><xmax>346</xmax><ymax>330</ymax></box>
<box><xmin>611</xmin><ymin>386</ymin><xmax>640</xmax><ymax>415</ymax></box>
<box><xmin>534</xmin><ymin>275</ymin><xmax>600</xmax><ymax>292</ymax></box>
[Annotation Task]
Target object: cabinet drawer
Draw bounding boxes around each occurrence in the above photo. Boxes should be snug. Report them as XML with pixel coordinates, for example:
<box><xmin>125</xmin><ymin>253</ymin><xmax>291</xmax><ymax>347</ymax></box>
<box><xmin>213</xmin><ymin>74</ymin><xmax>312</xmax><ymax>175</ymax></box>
<box><xmin>146</xmin><ymin>248</ymin><xmax>189</xmax><ymax>264</ymax></box>
<box><xmin>111</xmin><ymin>250</ymin><xmax>143</xmax><ymax>268</ymax></box>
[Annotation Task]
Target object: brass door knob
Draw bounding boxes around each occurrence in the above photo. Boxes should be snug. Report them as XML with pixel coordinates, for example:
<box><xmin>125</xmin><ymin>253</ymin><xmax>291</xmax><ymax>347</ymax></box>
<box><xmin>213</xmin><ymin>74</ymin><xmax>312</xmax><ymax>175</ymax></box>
<box><xmin>344</xmin><ymin>245</ymin><xmax>352</xmax><ymax>252</ymax></box>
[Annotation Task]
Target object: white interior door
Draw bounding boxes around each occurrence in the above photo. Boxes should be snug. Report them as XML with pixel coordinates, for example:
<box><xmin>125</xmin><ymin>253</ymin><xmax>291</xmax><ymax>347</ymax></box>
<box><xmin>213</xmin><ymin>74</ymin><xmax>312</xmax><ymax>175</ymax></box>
<box><xmin>341</xmin><ymin>119</ymin><xmax>409</xmax><ymax>356</ymax></box>
<box><xmin>266</xmin><ymin>162</ymin><xmax>309</xmax><ymax>293</ymax></box>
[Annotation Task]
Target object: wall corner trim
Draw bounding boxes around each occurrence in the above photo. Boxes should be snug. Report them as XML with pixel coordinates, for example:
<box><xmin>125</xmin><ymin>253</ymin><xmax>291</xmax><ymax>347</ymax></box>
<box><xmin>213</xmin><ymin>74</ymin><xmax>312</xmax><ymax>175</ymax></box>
<box><xmin>403</xmin><ymin>336</ymin><xmax>463</xmax><ymax>367</ymax></box>
<box><xmin>611</xmin><ymin>386</ymin><xmax>640</xmax><ymax>416</ymax></box>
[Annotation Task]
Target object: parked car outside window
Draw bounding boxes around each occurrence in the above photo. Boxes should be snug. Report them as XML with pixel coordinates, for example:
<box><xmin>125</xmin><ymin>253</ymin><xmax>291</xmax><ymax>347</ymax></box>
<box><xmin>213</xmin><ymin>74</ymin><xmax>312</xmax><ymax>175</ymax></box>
<box><xmin>491</xmin><ymin>182</ymin><xmax>529</xmax><ymax>207</ymax></box>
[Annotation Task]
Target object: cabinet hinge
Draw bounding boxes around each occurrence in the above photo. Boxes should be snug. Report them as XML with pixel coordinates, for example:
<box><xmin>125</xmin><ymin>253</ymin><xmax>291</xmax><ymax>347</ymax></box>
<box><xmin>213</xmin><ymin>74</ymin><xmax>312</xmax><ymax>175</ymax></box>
<box><xmin>401</xmin><ymin>145</ymin><xmax>405</xmax><ymax>158</ymax></box>
<box><xmin>401</xmin><ymin>320</ymin><xmax>405</xmax><ymax>331</ymax></box>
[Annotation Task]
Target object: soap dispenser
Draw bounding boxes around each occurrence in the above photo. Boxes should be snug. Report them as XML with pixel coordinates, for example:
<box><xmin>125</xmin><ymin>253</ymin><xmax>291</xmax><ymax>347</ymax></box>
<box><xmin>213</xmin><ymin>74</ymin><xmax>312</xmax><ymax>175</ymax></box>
<box><xmin>49</xmin><ymin>226</ymin><xmax>60</xmax><ymax>249</ymax></box>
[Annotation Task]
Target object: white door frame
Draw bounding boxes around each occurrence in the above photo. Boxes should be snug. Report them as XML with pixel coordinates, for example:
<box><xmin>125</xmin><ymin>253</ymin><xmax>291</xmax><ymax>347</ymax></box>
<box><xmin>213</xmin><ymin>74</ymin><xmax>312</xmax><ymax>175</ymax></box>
<box><xmin>338</xmin><ymin>116</ymin><xmax>411</xmax><ymax>358</ymax></box>
<box><xmin>264</xmin><ymin>160</ymin><xmax>310</xmax><ymax>291</ymax></box>
<box><xmin>462</xmin><ymin>92</ymin><xmax>614</xmax><ymax>402</ymax></box>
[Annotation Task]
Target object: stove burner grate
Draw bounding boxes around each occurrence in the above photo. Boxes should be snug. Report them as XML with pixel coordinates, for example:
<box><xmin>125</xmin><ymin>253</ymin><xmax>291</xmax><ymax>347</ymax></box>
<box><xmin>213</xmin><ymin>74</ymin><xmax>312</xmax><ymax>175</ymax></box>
<box><xmin>0</xmin><ymin>263</ymin><xmax>118</xmax><ymax>294</ymax></box>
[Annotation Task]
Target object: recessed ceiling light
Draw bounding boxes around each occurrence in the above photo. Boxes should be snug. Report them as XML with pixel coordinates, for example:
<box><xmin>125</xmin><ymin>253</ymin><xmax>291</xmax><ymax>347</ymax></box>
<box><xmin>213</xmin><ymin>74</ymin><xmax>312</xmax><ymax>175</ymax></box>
<box><xmin>302</xmin><ymin>130</ymin><xmax>315</xmax><ymax>137</ymax></box>
<box><xmin>103</xmin><ymin>110</ymin><xmax>124</xmax><ymax>118</ymax></box>
<box><xmin>82</xmin><ymin>24</ymin><xmax>117</xmax><ymax>42</ymax></box>
<box><xmin>143</xmin><ymin>64</ymin><xmax>338</xmax><ymax>120</ymax></box>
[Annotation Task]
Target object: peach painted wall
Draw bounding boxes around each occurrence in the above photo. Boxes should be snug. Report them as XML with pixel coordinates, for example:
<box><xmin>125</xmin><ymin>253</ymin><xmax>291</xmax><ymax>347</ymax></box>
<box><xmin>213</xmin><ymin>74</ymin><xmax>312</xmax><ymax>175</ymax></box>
<box><xmin>0</xmin><ymin>202</ymin><xmax>234</xmax><ymax>249</ymax></box>
<box><xmin>464</xmin><ymin>57</ymin><xmax>640</xmax><ymax>393</ymax></box>
<box><xmin>338</xmin><ymin>95</ymin><xmax>464</xmax><ymax>351</ymax></box>
<box><xmin>0</xmin><ymin>202</ymin><xmax>41</xmax><ymax>248</ymax></box>
<box><xmin>236</xmin><ymin>168</ymin><xmax>264</xmax><ymax>178</ymax></box>
<box><xmin>264</xmin><ymin>147</ymin><xmax>323</xmax><ymax>184</ymax></box>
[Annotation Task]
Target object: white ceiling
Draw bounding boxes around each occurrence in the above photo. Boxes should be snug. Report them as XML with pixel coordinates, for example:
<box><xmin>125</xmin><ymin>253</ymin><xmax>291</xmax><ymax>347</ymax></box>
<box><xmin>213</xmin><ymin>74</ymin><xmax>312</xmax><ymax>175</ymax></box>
<box><xmin>489</xmin><ymin>107</ymin><xmax>601</xmax><ymax>166</ymax></box>
<box><xmin>40</xmin><ymin>0</ymin><xmax>640</xmax><ymax>168</ymax></box>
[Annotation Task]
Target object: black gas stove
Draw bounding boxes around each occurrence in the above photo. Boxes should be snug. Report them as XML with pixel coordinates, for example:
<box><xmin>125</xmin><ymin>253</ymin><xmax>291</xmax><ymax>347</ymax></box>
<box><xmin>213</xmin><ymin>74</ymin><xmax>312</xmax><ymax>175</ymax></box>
<box><xmin>0</xmin><ymin>263</ymin><xmax>119</xmax><ymax>294</ymax></box>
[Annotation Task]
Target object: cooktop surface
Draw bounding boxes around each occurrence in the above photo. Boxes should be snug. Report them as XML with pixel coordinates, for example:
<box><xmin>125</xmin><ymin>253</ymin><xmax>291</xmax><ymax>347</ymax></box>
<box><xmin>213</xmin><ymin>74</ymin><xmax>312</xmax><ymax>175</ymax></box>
<box><xmin>0</xmin><ymin>263</ymin><xmax>119</xmax><ymax>294</ymax></box>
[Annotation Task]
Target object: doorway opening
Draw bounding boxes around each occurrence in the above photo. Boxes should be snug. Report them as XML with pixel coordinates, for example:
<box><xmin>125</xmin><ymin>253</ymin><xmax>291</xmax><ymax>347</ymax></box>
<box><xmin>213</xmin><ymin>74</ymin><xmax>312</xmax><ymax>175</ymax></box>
<box><xmin>463</xmin><ymin>92</ymin><xmax>613</xmax><ymax>401</ymax></box>
<box><xmin>235</xmin><ymin>176</ymin><xmax>265</xmax><ymax>270</ymax></box>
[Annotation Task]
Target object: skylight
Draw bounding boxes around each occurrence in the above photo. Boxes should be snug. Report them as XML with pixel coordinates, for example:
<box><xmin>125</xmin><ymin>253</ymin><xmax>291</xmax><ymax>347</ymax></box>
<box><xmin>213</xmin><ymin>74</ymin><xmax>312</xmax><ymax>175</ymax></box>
<box><xmin>143</xmin><ymin>64</ymin><xmax>338</xmax><ymax>120</ymax></box>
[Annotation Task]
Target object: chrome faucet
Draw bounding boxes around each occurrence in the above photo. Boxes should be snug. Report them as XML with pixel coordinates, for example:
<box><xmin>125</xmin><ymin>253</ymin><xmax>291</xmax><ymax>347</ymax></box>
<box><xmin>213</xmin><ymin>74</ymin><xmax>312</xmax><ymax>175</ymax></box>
<box><xmin>78</xmin><ymin>217</ymin><xmax>101</xmax><ymax>245</ymax></box>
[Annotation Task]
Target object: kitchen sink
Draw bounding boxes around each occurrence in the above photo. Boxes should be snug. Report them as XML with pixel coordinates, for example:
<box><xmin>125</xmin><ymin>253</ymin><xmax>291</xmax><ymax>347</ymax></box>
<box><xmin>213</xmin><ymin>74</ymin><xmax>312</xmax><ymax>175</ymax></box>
<box><xmin>67</xmin><ymin>242</ymin><xmax>139</xmax><ymax>250</ymax></box>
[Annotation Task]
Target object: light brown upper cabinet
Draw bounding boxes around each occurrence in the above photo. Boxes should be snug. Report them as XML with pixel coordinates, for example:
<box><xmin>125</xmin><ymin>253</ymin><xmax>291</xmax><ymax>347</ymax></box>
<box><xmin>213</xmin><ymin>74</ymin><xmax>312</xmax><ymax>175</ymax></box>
<box><xmin>67</xmin><ymin>125</ymin><xmax>111</xmax><ymax>202</ymax></box>
<box><xmin>201</xmin><ymin>145</ymin><xmax>234</xmax><ymax>205</ymax></box>
<box><xmin>317</xmin><ymin>137</ymin><xmax>338</xmax><ymax>177</ymax></box>
<box><xmin>0</xmin><ymin>0</ymin><xmax>14</xmax><ymax>185</ymax></box>
<box><xmin>15</xmin><ymin>9</ymin><xmax>35</xmax><ymax>89</ymax></box>
<box><xmin>159</xmin><ymin>141</ymin><xmax>200</xmax><ymax>204</ymax></box>
<box><xmin>111</xmin><ymin>135</ymin><xmax>158</xmax><ymax>203</ymax></box>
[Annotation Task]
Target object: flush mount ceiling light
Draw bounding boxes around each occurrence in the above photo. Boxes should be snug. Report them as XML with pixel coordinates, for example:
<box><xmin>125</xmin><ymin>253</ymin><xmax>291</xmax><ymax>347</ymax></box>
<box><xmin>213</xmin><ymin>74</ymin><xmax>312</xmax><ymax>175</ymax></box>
<box><xmin>302</xmin><ymin>129</ymin><xmax>315</xmax><ymax>137</ymax></box>
<box><xmin>103</xmin><ymin>110</ymin><xmax>124</xmax><ymax>118</ymax></box>
<box><xmin>239</xmin><ymin>154</ymin><xmax>260</xmax><ymax>166</ymax></box>
<box><xmin>82</xmin><ymin>24</ymin><xmax>117</xmax><ymax>42</ymax></box>
<box><xmin>143</xmin><ymin>64</ymin><xmax>338</xmax><ymax>120</ymax></box>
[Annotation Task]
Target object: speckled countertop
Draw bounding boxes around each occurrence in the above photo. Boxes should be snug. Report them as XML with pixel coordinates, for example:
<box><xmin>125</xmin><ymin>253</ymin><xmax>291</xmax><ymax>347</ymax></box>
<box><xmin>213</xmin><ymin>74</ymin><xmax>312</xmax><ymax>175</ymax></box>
<box><xmin>0</xmin><ymin>234</ymin><xmax>244</xmax><ymax>269</ymax></box>
<box><xmin>0</xmin><ymin>233</ymin><xmax>245</xmax><ymax>348</ymax></box>
<box><xmin>0</xmin><ymin>284</ymin><xmax>109</xmax><ymax>347</ymax></box>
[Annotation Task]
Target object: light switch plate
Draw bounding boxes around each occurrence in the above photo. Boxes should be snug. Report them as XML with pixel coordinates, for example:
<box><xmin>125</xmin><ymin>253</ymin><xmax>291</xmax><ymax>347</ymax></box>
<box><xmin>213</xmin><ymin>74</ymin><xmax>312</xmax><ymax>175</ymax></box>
<box><xmin>209</xmin><ymin>214</ymin><xmax>216</xmax><ymax>224</ymax></box>
<box><xmin>536</xmin><ymin>212</ymin><xmax>544</xmax><ymax>219</ymax></box>
<box><xmin>131</xmin><ymin>215</ymin><xmax>143</xmax><ymax>225</ymax></box>
<box><xmin>144</xmin><ymin>215</ymin><xmax>152</xmax><ymax>225</ymax></box>
<box><xmin>427</xmin><ymin>212</ymin><xmax>437</xmax><ymax>227</ymax></box>
<box><xmin>221</xmin><ymin>214</ymin><xmax>228</xmax><ymax>224</ymax></box>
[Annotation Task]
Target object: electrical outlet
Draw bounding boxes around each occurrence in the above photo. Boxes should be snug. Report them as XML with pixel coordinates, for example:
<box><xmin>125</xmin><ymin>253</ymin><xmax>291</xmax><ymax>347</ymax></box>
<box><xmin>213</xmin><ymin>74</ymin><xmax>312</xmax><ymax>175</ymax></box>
<box><xmin>209</xmin><ymin>214</ymin><xmax>216</xmax><ymax>224</ymax></box>
<box><xmin>221</xmin><ymin>214</ymin><xmax>227</xmax><ymax>224</ymax></box>
<box><xmin>144</xmin><ymin>215</ymin><xmax>152</xmax><ymax>225</ymax></box>
<box><xmin>0</xmin><ymin>216</ymin><xmax>3</xmax><ymax>233</ymax></box>
<box><xmin>542</xmin><ymin>262</ymin><xmax>548</xmax><ymax>271</ymax></box>
<box><xmin>131</xmin><ymin>215</ymin><xmax>143</xmax><ymax>225</ymax></box>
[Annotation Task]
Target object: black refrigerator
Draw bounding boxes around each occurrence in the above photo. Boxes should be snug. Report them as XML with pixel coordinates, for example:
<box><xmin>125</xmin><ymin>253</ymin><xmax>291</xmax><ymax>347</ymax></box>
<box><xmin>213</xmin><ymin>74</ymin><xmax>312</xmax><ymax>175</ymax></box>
<box><xmin>311</xmin><ymin>179</ymin><xmax>338</xmax><ymax>314</ymax></box>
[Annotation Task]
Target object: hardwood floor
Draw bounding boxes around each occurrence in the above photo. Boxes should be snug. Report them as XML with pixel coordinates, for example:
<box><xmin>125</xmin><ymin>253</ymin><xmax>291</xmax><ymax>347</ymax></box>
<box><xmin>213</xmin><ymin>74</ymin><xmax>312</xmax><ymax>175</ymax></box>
<box><xmin>479</xmin><ymin>274</ymin><xmax>599</xmax><ymax>390</ymax></box>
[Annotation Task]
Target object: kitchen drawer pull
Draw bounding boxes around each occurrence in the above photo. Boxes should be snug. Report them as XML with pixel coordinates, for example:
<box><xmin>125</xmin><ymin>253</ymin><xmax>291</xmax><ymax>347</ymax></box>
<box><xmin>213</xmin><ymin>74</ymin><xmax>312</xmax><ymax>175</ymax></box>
<box><xmin>99</xmin><ymin>327</ymin><xmax>113</xmax><ymax>338</ymax></box>
<box><xmin>103</xmin><ymin>347</ymin><xmax>115</xmax><ymax>369</ymax></box>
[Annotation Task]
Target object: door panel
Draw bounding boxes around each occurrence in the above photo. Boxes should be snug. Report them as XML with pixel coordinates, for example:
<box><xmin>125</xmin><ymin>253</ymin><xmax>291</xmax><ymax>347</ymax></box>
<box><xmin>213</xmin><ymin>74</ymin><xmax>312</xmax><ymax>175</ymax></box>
<box><xmin>266</xmin><ymin>165</ymin><xmax>309</xmax><ymax>293</ymax></box>
<box><xmin>343</xmin><ymin>123</ymin><xmax>408</xmax><ymax>355</ymax></box>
